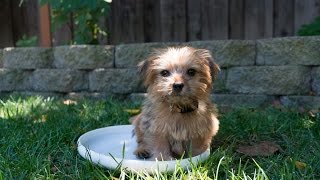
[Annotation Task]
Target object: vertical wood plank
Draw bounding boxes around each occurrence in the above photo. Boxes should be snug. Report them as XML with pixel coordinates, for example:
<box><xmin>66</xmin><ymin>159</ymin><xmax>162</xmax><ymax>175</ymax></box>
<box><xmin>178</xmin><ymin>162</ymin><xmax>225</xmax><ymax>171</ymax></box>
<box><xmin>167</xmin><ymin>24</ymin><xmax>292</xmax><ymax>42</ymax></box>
<box><xmin>52</xmin><ymin>15</ymin><xmax>73</xmax><ymax>46</ymax></box>
<box><xmin>39</xmin><ymin>4</ymin><xmax>52</xmax><ymax>47</ymax></box>
<box><xmin>0</xmin><ymin>0</ymin><xmax>14</xmax><ymax>47</ymax></box>
<box><xmin>274</xmin><ymin>0</ymin><xmax>294</xmax><ymax>37</ymax></box>
<box><xmin>211</xmin><ymin>0</ymin><xmax>229</xmax><ymax>39</ymax></box>
<box><xmin>109</xmin><ymin>0</ymin><xmax>144</xmax><ymax>44</ymax></box>
<box><xmin>97</xmin><ymin>17</ymin><xmax>109</xmax><ymax>45</ymax></box>
<box><xmin>244</xmin><ymin>0</ymin><xmax>273</xmax><ymax>39</ymax></box>
<box><xmin>133</xmin><ymin>0</ymin><xmax>145</xmax><ymax>43</ymax></box>
<box><xmin>245</xmin><ymin>0</ymin><xmax>261</xmax><ymax>39</ymax></box>
<box><xmin>109</xmin><ymin>1</ymin><xmax>117</xmax><ymax>44</ymax></box>
<box><xmin>160</xmin><ymin>0</ymin><xmax>186</xmax><ymax>42</ymax></box>
<box><xmin>264</xmin><ymin>0</ymin><xmax>273</xmax><ymax>37</ymax></box>
<box><xmin>159</xmin><ymin>0</ymin><xmax>173</xmax><ymax>41</ymax></box>
<box><xmin>187</xmin><ymin>0</ymin><xmax>201</xmax><ymax>41</ymax></box>
<box><xmin>200</xmin><ymin>0</ymin><xmax>210</xmax><ymax>39</ymax></box>
<box><xmin>294</xmin><ymin>0</ymin><xmax>320</xmax><ymax>34</ymax></box>
<box><xmin>143</xmin><ymin>0</ymin><xmax>161</xmax><ymax>42</ymax></box>
<box><xmin>24</xmin><ymin>0</ymin><xmax>39</xmax><ymax>36</ymax></box>
<box><xmin>10</xmin><ymin>0</ymin><xmax>39</xmax><ymax>45</ymax></box>
<box><xmin>229</xmin><ymin>0</ymin><xmax>244</xmax><ymax>39</ymax></box>
<box><xmin>201</xmin><ymin>0</ymin><xmax>229</xmax><ymax>40</ymax></box>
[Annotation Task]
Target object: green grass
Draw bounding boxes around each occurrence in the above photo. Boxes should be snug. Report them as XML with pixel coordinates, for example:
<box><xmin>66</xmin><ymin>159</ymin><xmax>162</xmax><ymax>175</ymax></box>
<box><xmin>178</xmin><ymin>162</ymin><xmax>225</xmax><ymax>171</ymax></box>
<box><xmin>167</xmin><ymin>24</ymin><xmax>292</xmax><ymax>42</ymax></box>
<box><xmin>0</xmin><ymin>96</ymin><xmax>319</xmax><ymax>179</ymax></box>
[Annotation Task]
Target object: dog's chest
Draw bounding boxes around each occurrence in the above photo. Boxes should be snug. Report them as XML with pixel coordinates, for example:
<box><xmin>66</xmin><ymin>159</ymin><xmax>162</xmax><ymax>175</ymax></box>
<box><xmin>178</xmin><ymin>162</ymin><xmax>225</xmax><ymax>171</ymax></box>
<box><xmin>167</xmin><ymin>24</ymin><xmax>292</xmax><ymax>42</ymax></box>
<box><xmin>152</xmin><ymin>112</ymin><xmax>212</xmax><ymax>140</ymax></box>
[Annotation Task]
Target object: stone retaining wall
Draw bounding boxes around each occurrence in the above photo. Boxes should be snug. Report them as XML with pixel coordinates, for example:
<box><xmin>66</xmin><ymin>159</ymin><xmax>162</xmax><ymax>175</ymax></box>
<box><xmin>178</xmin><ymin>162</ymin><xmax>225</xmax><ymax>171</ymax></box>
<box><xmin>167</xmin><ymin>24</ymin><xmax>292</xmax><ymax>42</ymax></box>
<box><xmin>1</xmin><ymin>36</ymin><xmax>320</xmax><ymax>108</ymax></box>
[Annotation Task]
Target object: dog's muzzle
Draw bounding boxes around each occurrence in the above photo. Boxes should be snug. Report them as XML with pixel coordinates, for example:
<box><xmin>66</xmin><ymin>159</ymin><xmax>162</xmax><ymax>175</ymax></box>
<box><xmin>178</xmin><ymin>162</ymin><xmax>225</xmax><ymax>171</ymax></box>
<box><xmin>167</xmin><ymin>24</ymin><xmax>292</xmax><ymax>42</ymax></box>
<box><xmin>173</xmin><ymin>83</ymin><xmax>184</xmax><ymax>92</ymax></box>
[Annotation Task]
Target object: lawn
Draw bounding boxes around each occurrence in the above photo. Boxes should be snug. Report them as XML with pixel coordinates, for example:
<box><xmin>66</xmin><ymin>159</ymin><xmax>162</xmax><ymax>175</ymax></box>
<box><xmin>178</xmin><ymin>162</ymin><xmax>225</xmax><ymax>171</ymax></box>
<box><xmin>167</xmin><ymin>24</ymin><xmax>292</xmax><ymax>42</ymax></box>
<box><xmin>0</xmin><ymin>96</ymin><xmax>319</xmax><ymax>179</ymax></box>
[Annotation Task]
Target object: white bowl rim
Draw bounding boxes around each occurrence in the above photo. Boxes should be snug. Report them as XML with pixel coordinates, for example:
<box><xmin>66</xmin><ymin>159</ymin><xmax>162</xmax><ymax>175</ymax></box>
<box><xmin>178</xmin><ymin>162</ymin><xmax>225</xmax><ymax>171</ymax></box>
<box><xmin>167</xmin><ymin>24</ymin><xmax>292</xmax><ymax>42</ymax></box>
<box><xmin>77</xmin><ymin>125</ymin><xmax>210</xmax><ymax>173</ymax></box>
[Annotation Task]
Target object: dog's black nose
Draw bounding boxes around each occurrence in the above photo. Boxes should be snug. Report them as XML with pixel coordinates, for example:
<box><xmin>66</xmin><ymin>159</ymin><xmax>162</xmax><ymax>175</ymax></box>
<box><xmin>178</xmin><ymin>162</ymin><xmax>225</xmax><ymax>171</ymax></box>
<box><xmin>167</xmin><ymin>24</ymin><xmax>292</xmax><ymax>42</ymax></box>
<box><xmin>173</xmin><ymin>83</ymin><xmax>184</xmax><ymax>92</ymax></box>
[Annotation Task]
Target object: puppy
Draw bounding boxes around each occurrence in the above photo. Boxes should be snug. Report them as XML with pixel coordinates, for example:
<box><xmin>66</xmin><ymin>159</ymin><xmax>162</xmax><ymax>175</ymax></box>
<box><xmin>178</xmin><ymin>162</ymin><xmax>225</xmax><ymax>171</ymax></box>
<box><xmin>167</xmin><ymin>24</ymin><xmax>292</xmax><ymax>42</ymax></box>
<box><xmin>132</xmin><ymin>46</ymin><xmax>220</xmax><ymax>160</ymax></box>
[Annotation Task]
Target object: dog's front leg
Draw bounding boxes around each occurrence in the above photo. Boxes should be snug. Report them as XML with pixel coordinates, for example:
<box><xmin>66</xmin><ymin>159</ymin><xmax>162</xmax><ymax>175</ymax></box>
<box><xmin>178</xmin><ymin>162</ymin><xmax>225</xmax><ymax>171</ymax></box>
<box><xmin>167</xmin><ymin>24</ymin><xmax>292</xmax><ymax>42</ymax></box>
<box><xmin>190</xmin><ymin>137</ymin><xmax>211</xmax><ymax>156</ymax></box>
<box><xmin>151</xmin><ymin>135</ymin><xmax>173</xmax><ymax>161</ymax></box>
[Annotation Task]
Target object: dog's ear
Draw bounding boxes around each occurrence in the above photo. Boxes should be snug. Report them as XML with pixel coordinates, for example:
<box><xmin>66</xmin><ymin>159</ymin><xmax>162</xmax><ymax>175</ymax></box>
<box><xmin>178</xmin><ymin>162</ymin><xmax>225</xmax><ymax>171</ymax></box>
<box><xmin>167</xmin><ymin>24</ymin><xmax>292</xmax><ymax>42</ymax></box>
<box><xmin>138</xmin><ymin>59</ymin><xmax>150</xmax><ymax>87</ymax></box>
<box><xmin>138</xmin><ymin>54</ymin><xmax>158</xmax><ymax>87</ymax></box>
<box><xmin>138</xmin><ymin>59</ymin><xmax>149</xmax><ymax>79</ymax></box>
<box><xmin>196</xmin><ymin>49</ymin><xmax>220</xmax><ymax>80</ymax></box>
<box><xmin>207</xmin><ymin>55</ymin><xmax>220</xmax><ymax>80</ymax></box>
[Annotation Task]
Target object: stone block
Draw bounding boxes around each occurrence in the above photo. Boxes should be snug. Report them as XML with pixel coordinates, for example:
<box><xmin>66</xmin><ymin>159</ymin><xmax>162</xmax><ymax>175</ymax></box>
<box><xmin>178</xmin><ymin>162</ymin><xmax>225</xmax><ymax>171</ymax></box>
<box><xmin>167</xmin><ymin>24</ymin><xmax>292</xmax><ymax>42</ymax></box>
<box><xmin>129</xmin><ymin>93</ymin><xmax>147</xmax><ymax>103</ymax></box>
<box><xmin>115</xmin><ymin>42</ymin><xmax>181</xmax><ymax>68</ymax></box>
<box><xmin>0</xmin><ymin>69</ymin><xmax>32</xmax><ymax>91</ymax></box>
<box><xmin>54</xmin><ymin>45</ymin><xmax>114</xmax><ymax>69</ymax></box>
<box><xmin>89</xmin><ymin>68</ymin><xmax>142</xmax><ymax>94</ymax></box>
<box><xmin>0</xmin><ymin>92</ymin><xmax>10</xmax><ymax>98</ymax></box>
<box><xmin>213</xmin><ymin>68</ymin><xmax>227</xmax><ymax>93</ymax></box>
<box><xmin>31</xmin><ymin>69</ymin><xmax>88</xmax><ymax>92</ymax></box>
<box><xmin>212</xmin><ymin>94</ymin><xmax>271</xmax><ymax>108</ymax></box>
<box><xmin>10</xmin><ymin>91</ymin><xmax>62</xmax><ymax>98</ymax></box>
<box><xmin>0</xmin><ymin>49</ymin><xmax>3</xmax><ymax>68</ymax></box>
<box><xmin>311</xmin><ymin>67</ymin><xmax>320</xmax><ymax>95</ymax></box>
<box><xmin>280</xmin><ymin>96</ymin><xmax>320</xmax><ymax>108</ymax></box>
<box><xmin>129</xmin><ymin>93</ymin><xmax>272</xmax><ymax>109</ymax></box>
<box><xmin>115</xmin><ymin>40</ymin><xmax>255</xmax><ymax>68</ymax></box>
<box><xmin>3</xmin><ymin>47</ymin><xmax>53</xmax><ymax>69</ymax></box>
<box><xmin>257</xmin><ymin>36</ymin><xmax>320</xmax><ymax>66</ymax></box>
<box><xmin>65</xmin><ymin>92</ymin><xmax>110</xmax><ymax>100</ymax></box>
<box><xmin>226</xmin><ymin>66</ymin><xmax>311</xmax><ymax>95</ymax></box>
<box><xmin>185</xmin><ymin>40</ymin><xmax>256</xmax><ymax>67</ymax></box>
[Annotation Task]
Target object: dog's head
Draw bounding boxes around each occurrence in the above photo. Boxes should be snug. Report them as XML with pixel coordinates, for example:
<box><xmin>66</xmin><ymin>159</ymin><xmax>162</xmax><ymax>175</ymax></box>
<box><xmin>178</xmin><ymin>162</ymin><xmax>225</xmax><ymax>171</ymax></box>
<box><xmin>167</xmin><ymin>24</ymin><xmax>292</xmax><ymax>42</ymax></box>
<box><xmin>139</xmin><ymin>47</ymin><xmax>219</xmax><ymax>108</ymax></box>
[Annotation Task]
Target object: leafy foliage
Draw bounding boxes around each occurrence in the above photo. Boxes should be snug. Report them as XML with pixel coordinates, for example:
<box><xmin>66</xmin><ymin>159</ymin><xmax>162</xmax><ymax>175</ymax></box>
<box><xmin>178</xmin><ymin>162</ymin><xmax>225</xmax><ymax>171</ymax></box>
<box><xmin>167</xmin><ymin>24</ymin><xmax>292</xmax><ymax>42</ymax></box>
<box><xmin>298</xmin><ymin>16</ymin><xmax>320</xmax><ymax>36</ymax></box>
<box><xmin>40</xmin><ymin>0</ymin><xmax>111</xmax><ymax>44</ymax></box>
<box><xmin>15</xmin><ymin>35</ymin><xmax>38</xmax><ymax>47</ymax></box>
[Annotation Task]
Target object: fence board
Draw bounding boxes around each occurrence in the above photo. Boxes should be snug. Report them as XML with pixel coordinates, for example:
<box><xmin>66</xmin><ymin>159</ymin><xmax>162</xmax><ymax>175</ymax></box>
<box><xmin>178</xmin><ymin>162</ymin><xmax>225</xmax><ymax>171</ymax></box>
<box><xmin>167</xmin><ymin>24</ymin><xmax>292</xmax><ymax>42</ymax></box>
<box><xmin>187</xmin><ymin>0</ymin><xmax>201</xmax><ymax>41</ymax></box>
<box><xmin>245</xmin><ymin>0</ymin><xmax>273</xmax><ymax>39</ymax></box>
<box><xmin>264</xmin><ymin>0</ymin><xmax>273</xmax><ymax>37</ymax></box>
<box><xmin>53</xmin><ymin>16</ymin><xmax>73</xmax><ymax>46</ymax></box>
<box><xmin>160</xmin><ymin>0</ymin><xmax>186</xmax><ymax>42</ymax></box>
<box><xmin>2</xmin><ymin>1</ymin><xmax>320</xmax><ymax>46</ymax></box>
<box><xmin>200</xmin><ymin>0</ymin><xmax>210</xmax><ymax>40</ymax></box>
<box><xmin>274</xmin><ymin>0</ymin><xmax>294</xmax><ymax>37</ymax></box>
<box><xmin>143</xmin><ymin>0</ymin><xmax>161</xmax><ymax>42</ymax></box>
<box><xmin>294</xmin><ymin>0</ymin><xmax>320</xmax><ymax>34</ymax></box>
<box><xmin>110</xmin><ymin>0</ymin><xmax>145</xmax><ymax>44</ymax></box>
<box><xmin>98</xmin><ymin>17</ymin><xmax>109</xmax><ymax>45</ymax></box>
<box><xmin>229</xmin><ymin>0</ymin><xmax>244</xmax><ymax>39</ymax></box>
<box><xmin>201</xmin><ymin>0</ymin><xmax>229</xmax><ymax>40</ymax></box>
<box><xmin>245</xmin><ymin>0</ymin><xmax>261</xmax><ymax>39</ymax></box>
<box><xmin>11</xmin><ymin>0</ymin><xmax>39</xmax><ymax>44</ymax></box>
<box><xmin>212</xmin><ymin>0</ymin><xmax>229</xmax><ymax>39</ymax></box>
<box><xmin>0</xmin><ymin>0</ymin><xmax>14</xmax><ymax>47</ymax></box>
<box><xmin>39</xmin><ymin>4</ymin><xmax>52</xmax><ymax>47</ymax></box>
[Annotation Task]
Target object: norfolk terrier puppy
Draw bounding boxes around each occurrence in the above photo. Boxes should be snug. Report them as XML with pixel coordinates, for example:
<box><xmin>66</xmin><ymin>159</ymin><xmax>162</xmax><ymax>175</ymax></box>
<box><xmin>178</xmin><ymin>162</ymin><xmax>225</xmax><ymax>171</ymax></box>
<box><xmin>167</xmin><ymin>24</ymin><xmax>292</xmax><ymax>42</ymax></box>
<box><xmin>132</xmin><ymin>46</ymin><xmax>220</xmax><ymax>160</ymax></box>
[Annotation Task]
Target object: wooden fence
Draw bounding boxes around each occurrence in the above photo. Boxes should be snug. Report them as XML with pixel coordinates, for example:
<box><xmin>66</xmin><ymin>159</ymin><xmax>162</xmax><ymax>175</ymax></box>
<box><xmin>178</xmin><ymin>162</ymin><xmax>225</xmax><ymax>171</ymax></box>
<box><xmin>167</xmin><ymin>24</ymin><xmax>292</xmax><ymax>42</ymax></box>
<box><xmin>1</xmin><ymin>0</ymin><xmax>320</xmax><ymax>47</ymax></box>
<box><xmin>0</xmin><ymin>0</ymin><xmax>39</xmax><ymax>48</ymax></box>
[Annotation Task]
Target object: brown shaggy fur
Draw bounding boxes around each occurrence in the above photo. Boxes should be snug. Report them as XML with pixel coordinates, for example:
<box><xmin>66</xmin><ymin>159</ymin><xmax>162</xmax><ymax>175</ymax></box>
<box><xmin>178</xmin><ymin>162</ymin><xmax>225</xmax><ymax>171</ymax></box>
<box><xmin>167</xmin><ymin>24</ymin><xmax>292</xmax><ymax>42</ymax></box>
<box><xmin>132</xmin><ymin>47</ymin><xmax>220</xmax><ymax>160</ymax></box>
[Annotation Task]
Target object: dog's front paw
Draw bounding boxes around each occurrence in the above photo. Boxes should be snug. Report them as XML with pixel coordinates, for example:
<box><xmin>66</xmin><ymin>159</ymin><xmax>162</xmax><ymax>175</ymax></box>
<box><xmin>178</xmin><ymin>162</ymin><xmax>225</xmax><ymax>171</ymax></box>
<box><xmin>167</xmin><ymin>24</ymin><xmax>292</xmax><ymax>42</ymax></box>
<box><xmin>134</xmin><ymin>148</ymin><xmax>151</xmax><ymax>159</ymax></box>
<box><xmin>153</xmin><ymin>153</ymin><xmax>174</xmax><ymax>161</ymax></box>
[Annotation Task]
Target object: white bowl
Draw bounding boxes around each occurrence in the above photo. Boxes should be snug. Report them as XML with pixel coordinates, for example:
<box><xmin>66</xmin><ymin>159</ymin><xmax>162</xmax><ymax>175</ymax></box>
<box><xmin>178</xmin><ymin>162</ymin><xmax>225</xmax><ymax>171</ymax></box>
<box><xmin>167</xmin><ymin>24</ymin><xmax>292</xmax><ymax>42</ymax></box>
<box><xmin>77</xmin><ymin>125</ymin><xmax>210</xmax><ymax>173</ymax></box>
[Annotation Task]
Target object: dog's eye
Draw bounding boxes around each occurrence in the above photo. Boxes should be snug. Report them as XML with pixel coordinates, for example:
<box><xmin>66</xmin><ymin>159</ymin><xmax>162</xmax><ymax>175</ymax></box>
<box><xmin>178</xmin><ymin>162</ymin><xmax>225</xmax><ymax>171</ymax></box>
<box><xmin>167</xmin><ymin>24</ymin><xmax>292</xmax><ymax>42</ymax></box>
<box><xmin>187</xmin><ymin>69</ymin><xmax>196</xmax><ymax>76</ymax></box>
<box><xmin>160</xmin><ymin>70</ymin><xmax>170</xmax><ymax>77</ymax></box>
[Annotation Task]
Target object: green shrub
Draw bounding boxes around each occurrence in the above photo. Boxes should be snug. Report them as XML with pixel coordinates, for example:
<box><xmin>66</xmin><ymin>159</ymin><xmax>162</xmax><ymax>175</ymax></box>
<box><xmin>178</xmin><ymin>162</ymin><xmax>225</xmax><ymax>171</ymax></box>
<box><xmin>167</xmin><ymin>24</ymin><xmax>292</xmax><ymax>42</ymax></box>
<box><xmin>298</xmin><ymin>16</ymin><xmax>320</xmax><ymax>36</ymax></box>
<box><xmin>40</xmin><ymin>0</ymin><xmax>111</xmax><ymax>45</ymax></box>
<box><xmin>15</xmin><ymin>35</ymin><xmax>38</xmax><ymax>47</ymax></box>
